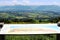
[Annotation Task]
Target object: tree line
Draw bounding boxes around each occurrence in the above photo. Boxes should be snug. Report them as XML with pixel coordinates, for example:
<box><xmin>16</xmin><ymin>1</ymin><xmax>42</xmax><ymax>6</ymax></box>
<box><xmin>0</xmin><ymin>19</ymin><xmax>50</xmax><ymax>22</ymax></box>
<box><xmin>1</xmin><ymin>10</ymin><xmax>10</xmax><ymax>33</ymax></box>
<box><xmin>0</xmin><ymin>16</ymin><xmax>60</xmax><ymax>23</ymax></box>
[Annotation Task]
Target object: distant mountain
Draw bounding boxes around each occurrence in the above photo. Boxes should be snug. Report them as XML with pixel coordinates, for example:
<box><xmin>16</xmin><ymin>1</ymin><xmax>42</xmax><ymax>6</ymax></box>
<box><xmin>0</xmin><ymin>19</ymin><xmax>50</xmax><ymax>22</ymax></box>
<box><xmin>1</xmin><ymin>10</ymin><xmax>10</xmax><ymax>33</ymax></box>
<box><xmin>0</xmin><ymin>5</ymin><xmax>60</xmax><ymax>12</ymax></box>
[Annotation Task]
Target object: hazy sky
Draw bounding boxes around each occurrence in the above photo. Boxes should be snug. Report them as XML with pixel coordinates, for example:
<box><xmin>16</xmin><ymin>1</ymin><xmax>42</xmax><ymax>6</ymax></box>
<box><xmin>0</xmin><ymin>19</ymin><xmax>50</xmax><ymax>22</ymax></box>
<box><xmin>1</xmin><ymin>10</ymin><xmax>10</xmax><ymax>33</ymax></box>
<box><xmin>0</xmin><ymin>0</ymin><xmax>60</xmax><ymax>6</ymax></box>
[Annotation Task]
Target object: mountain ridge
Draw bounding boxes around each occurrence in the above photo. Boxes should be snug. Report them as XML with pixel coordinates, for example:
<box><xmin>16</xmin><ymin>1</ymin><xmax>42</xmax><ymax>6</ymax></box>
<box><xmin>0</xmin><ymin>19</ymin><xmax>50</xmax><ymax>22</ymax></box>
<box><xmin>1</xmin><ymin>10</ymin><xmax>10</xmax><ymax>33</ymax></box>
<box><xmin>0</xmin><ymin>5</ymin><xmax>60</xmax><ymax>12</ymax></box>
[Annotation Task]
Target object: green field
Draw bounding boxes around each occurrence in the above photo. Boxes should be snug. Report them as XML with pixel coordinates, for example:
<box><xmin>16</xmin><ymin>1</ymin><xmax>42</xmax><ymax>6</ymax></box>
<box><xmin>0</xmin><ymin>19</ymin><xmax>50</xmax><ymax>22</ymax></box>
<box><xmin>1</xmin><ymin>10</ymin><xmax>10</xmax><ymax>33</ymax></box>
<box><xmin>4</xmin><ymin>34</ymin><xmax>56</xmax><ymax>40</ymax></box>
<box><xmin>0</xmin><ymin>11</ymin><xmax>60</xmax><ymax>24</ymax></box>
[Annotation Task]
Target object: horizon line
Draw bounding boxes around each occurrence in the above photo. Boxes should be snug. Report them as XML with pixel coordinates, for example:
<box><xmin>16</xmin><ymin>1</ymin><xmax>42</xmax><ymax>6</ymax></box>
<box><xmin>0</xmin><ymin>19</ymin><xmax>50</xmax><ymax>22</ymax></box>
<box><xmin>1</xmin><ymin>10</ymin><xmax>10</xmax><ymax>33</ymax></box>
<box><xmin>0</xmin><ymin>4</ymin><xmax>60</xmax><ymax>6</ymax></box>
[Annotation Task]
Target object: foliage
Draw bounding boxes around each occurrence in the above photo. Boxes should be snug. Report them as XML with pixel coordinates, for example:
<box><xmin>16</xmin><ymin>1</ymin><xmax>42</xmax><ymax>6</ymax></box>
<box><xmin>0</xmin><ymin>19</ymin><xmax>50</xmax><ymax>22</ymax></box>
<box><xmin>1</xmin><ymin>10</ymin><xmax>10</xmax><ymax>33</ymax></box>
<box><xmin>5</xmin><ymin>34</ymin><xmax>56</xmax><ymax>40</ymax></box>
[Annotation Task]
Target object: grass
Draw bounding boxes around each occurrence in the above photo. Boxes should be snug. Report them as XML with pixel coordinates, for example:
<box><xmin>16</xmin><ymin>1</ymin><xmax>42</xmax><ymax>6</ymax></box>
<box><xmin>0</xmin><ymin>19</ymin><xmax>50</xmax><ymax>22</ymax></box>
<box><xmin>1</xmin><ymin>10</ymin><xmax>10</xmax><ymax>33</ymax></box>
<box><xmin>5</xmin><ymin>34</ymin><xmax>56</xmax><ymax>40</ymax></box>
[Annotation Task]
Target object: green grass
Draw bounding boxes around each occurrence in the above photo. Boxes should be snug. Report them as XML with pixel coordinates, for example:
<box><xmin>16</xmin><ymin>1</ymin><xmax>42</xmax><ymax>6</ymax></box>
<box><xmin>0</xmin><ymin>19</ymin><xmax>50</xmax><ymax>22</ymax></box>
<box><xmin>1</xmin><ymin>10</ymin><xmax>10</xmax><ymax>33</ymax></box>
<box><xmin>5</xmin><ymin>34</ymin><xmax>56</xmax><ymax>40</ymax></box>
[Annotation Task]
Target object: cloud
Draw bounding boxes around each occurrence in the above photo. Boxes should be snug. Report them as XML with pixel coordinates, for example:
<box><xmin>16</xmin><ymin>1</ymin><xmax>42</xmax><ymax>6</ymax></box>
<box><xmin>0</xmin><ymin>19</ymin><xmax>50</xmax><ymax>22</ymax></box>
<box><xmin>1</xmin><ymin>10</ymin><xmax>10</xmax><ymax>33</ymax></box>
<box><xmin>12</xmin><ymin>0</ymin><xmax>19</xmax><ymax>5</ymax></box>
<box><xmin>0</xmin><ymin>0</ymin><xmax>60</xmax><ymax>6</ymax></box>
<box><xmin>18</xmin><ymin>0</ymin><xmax>60</xmax><ymax>6</ymax></box>
<box><xmin>52</xmin><ymin>2</ymin><xmax>60</xmax><ymax>5</ymax></box>
<box><xmin>0</xmin><ymin>0</ymin><xmax>19</xmax><ymax>6</ymax></box>
<box><xmin>18</xmin><ymin>0</ymin><xmax>30</xmax><ymax>5</ymax></box>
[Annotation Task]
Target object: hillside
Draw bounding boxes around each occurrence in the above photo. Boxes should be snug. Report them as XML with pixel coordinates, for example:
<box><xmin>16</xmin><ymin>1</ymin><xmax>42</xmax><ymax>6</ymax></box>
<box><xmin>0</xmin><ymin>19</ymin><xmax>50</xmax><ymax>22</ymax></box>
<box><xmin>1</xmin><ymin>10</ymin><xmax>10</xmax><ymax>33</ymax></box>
<box><xmin>0</xmin><ymin>5</ymin><xmax>60</xmax><ymax>23</ymax></box>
